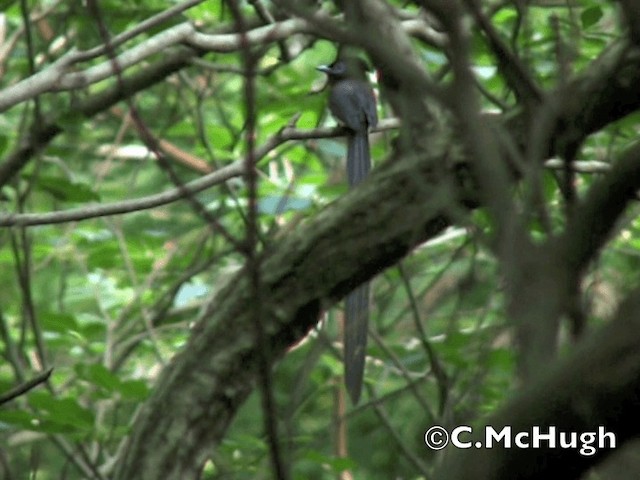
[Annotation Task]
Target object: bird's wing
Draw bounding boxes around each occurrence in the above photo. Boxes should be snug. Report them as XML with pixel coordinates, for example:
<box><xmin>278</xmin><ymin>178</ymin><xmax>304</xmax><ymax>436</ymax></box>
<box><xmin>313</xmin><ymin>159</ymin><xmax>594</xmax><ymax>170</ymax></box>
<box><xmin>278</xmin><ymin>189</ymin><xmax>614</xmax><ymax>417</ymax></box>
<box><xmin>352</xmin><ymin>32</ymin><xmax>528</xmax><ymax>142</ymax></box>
<box><xmin>329</xmin><ymin>80</ymin><xmax>376</xmax><ymax>132</ymax></box>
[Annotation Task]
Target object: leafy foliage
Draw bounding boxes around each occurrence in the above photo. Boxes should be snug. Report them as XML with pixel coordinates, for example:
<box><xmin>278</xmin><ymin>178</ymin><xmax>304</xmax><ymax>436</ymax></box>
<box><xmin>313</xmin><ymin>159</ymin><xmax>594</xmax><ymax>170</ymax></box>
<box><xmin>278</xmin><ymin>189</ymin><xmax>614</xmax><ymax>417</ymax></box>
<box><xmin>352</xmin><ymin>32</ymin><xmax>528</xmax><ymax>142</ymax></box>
<box><xmin>0</xmin><ymin>0</ymin><xmax>639</xmax><ymax>479</ymax></box>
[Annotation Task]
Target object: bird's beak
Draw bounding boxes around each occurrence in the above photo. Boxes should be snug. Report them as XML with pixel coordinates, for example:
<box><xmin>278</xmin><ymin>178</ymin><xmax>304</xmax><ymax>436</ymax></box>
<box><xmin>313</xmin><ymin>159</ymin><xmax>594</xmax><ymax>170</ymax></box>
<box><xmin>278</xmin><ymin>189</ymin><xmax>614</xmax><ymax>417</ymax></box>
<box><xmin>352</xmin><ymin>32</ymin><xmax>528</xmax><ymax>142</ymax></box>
<box><xmin>316</xmin><ymin>65</ymin><xmax>331</xmax><ymax>74</ymax></box>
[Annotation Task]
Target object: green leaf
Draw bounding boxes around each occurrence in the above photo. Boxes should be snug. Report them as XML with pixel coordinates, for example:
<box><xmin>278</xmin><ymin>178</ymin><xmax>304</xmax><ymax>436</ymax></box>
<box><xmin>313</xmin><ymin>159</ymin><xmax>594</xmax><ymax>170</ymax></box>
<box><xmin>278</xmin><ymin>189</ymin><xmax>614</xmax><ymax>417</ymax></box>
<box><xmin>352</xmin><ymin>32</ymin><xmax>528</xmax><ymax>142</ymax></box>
<box><xmin>40</xmin><ymin>312</ymin><xmax>79</xmax><ymax>334</ymax></box>
<box><xmin>76</xmin><ymin>364</ymin><xmax>121</xmax><ymax>392</ymax></box>
<box><xmin>28</xmin><ymin>391</ymin><xmax>94</xmax><ymax>430</ymax></box>
<box><xmin>32</xmin><ymin>175</ymin><xmax>100</xmax><ymax>202</ymax></box>
<box><xmin>118</xmin><ymin>380</ymin><xmax>150</xmax><ymax>400</ymax></box>
<box><xmin>87</xmin><ymin>243</ymin><xmax>121</xmax><ymax>269</ymax></box>
<box><xmin>303</xmin><ymin>451</ymin><xmax>357</xmax><ymax>472</ymax></box>
<box><xmin>486</xmin><ymin>348</ymin><xmax>515</xmax><ymax>371</ymax></box>
<box><xmin>0</xmin><ymin>409</ymin><xmax>39</xmax><ymax>430</ymax></box>
<box><xmin>581</xmin><ymin>6</ymin><xmax>603</xmax><ymax>29</ymax></box>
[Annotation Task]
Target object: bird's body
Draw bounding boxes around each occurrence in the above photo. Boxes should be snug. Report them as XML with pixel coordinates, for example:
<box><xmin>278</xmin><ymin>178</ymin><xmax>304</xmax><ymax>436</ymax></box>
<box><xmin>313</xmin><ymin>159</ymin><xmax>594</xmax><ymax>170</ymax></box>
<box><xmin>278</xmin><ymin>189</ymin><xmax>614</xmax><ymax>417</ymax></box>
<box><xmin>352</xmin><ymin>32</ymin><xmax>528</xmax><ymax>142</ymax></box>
<box><xmin>317</xmin><ymin>58</ymin><xmax>377</xmax><ymax>404</ymax></box>
<box><xmin>327</xmin><ymin>76</ymin><xmax>377</xmax><ymax>185</ymax></box>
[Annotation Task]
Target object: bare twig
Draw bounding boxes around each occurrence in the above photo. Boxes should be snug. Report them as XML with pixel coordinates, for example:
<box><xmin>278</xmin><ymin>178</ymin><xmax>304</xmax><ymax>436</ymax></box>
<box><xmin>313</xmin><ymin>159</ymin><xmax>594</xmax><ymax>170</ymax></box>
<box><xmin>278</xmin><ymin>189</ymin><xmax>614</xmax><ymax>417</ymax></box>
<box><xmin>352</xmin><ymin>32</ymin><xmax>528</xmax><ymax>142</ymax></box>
<box><xmin>0</xmin><ymin>367</ymin><xmax>53</xmax><ymax>405</ymax></box>
<box><xmin>0</xmin><ymin>119</ymin><xmax>399</xmax><ymax>227</ymax></box>
<box><xmin>0</xmin><ymin>12</ymin><xmax>434</xmax><ymax>113</ymax></box>
<box><xmin>462</xmin><ymin>0</ymin><xmax>543</xmax><ymax>105</ymax></box>
<box><xmin>85</xmin><ymin>0</ymin><xmax>243</xmax><ymax>252</ymax></box>
<box><xmin>228</xmin><ymin>0</ymin><xmax>289</xmax><ymax>477</ymax></box>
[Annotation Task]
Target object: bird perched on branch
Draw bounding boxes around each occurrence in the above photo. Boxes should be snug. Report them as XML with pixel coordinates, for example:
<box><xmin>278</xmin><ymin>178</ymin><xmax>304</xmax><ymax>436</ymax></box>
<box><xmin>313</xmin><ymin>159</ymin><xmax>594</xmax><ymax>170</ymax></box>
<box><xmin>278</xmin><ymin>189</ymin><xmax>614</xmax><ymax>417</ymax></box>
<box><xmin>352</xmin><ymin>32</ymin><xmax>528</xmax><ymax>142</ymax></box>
<box><xmin>317</xmin><ymin>57</ymin><xmax>377</xmax><ymax>404</ymax></box>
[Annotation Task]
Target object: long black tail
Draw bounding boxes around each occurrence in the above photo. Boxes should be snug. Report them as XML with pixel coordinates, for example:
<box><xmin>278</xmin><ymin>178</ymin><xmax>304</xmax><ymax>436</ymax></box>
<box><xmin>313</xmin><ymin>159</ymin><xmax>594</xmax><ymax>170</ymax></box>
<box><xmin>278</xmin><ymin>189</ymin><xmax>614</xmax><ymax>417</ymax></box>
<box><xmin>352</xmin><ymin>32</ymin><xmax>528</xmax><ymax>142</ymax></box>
<box><xmin>345</xmin><ymin>283</ymin><xmax>369</xmax><ymax>404</ymax></box>
<box><xmin>346</xmin><ymin>131</ymin><xmax>371</xmax><ymax>186</ymax></box>
<box><xmin>344</xmin><ymin>130</ymin><xmax>371</xmax><ymax>404</ymax></box>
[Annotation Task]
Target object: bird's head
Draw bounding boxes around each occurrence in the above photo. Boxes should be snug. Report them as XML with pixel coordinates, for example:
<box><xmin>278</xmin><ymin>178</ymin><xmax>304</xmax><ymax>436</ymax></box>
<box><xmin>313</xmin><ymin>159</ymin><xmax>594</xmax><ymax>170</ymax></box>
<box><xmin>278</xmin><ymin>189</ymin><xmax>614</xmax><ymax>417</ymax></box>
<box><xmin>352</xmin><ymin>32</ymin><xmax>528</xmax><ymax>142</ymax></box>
<box><xmin>317</xmin><ymin>57</ymin><xmax>371</xmax><ymax>81</ymax></box>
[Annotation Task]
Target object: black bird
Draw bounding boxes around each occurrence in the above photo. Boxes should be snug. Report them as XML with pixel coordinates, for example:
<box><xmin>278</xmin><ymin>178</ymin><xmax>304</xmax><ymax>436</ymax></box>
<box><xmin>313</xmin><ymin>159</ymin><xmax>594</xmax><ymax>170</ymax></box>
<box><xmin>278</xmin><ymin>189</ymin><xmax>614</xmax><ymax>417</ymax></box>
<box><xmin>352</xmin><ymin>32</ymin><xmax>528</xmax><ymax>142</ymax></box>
<box><xmin>317</xmin><ymin>58</ymin><xmax>377</xmax><ymax>404</ymax></box>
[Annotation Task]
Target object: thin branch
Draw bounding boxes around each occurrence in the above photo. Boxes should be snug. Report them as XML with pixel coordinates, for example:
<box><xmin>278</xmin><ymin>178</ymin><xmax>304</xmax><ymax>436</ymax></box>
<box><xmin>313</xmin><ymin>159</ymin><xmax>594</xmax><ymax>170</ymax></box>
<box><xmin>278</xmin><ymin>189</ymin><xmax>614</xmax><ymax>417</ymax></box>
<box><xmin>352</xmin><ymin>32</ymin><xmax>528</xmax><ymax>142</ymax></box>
<box><xmin>562</xmin><ymin>141</ymin><xmax>640</xmax><ymax>274</ymax></box>
<box><xmin>0</xmin><ymin>367</ymin><xmax>53</xmax><ymax>405</ymax></box>
<box><xmin>72</xmin><ymin>0</ymin><xmax>207</xmax><ymax>62</ymax></box>
<box><xmin>0</xmin><ymin>153</ymin><xmax>241</xmax><ymax>227</ymax></box>
<box><xmin>0</xmin><ymin>18</ymin><xmax>311</xmax><ymax>112</ymax></box>
<box><xmin>19</xmin><ymin>0</ymin><xmax>41</xmax><ymax>119</ymax></box>
<box><xmin>0</xmin><ymin>119</ymin><xmax>399</xmax><ymax>227</ymax></box>
<box><xmin>0</xmin><ymin>45</ymin><xmax>199</xmax><ymax>188</ymax></box>
<box><xmin>441</xmin><ymin>1</ymin><xmax>516</xmax><ymax>242</ymax></box>
<box><xmin>462</xmin><ymin>0</ymin><xmax>543</xmax><ymax>105</ymax></box>
<box><xmin>436</xmin><ymin>289</ymin><xmax>640</xmax><ymax>480</ymax></box>
<box><xmin>0</xmin><ymin>12</ymin><xmax>434</xmax><ymax>113</ymax></box>
<box><xmin>367</xmin><ymin>394</ymin><xmax>431</xmax><ymax>475</ymax></box>
<box><xmin>83</xmin><ymin>0</ymin><xmax>241</xmax><ymax>254</ymax></box>
<box><xmin>544</xmin><ymin>158</ymin><xmax>610</xmax><ymax>173</ymax></box>
<box><xmin>229</xmin><ymin>0</ymin><xmax>289</xmax><ymax>477</ymax></box>
<box><xmin>368</xmin><ymin>327</ymin><xmax>436</xmax><ymax>419</ymax></box>
<box><xmin>56</xmin><ymin>23</ymin><xmax>197</xmax><ymax>90</ymax></box>
<box><xmin>9</xmin><ymin>229</ymin><xmax>48</xmax><ymax>372</ymax></box>
<box><xmin>398</xmin><ymin>262</ymin><xmax>449</xmax><ymax>414</ymax></box>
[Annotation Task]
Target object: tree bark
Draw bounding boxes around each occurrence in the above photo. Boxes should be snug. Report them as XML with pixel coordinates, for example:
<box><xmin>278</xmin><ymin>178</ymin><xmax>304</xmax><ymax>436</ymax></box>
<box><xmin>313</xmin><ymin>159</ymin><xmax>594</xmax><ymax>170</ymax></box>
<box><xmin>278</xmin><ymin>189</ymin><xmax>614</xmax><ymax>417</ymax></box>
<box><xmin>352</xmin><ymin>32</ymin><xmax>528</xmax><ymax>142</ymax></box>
<box><xmin>112</xmin><ymin>26</ymin><xmax>640</xmax><ymax>480</ymax></box>
<box><xmin>436</xmin><ymin>291</ymin><xmax>640</xmax><ymax>480</ymax></box>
